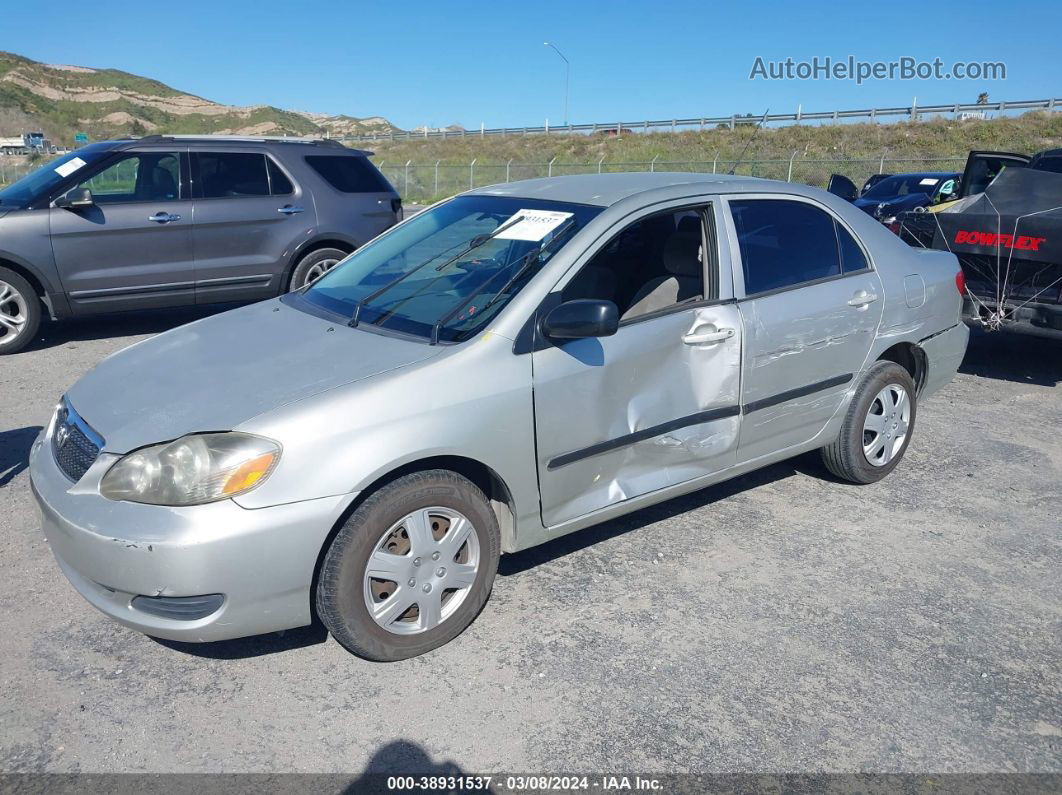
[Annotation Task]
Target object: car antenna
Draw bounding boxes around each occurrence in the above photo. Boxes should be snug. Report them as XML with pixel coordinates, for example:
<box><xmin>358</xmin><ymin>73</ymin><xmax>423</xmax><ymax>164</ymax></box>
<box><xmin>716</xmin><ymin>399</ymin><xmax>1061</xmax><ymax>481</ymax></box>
<box><xmin>728</xmin><ymin>108</ymin><xmax>769</xmax><ymax>175</ymax></box>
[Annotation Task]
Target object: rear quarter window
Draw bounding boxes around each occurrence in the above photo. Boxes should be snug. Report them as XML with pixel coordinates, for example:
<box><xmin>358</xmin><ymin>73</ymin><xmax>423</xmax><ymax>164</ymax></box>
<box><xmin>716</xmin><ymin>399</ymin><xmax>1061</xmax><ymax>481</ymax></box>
<box><xmin>305</xmin><ymin>155</ymin><xmax>391</xmax><ymax>193</ymax></box>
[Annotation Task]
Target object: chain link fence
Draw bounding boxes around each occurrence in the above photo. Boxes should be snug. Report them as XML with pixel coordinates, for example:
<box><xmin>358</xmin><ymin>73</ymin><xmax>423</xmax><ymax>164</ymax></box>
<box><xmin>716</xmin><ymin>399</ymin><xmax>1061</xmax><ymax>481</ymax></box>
<box><xmin>2</xmin><ymin>153</ymin><xmax>968</xmax><ymax>201</ymax></box>
<box><xmin>374</xmin><ymin>155</ymin><xmax>968</xmax><ymax>204</ymax></box>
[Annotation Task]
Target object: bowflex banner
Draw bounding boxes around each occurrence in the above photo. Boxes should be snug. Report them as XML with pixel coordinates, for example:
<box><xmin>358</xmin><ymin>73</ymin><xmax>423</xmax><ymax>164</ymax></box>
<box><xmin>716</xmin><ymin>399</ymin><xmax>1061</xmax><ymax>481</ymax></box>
<box><xmin>933</xmin><ymin>168</ymin><xmax>1062</xmax><ymax>266</ymax></box>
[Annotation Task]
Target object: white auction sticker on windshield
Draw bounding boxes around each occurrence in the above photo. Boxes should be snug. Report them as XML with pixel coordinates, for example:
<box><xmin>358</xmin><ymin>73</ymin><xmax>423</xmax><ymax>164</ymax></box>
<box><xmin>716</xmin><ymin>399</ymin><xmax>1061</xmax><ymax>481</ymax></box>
<box><xmin>54</xmin><ymin>157</ymin><xmax>87</xmax><ymax>178</ymax></box>
<box><xmin>918</xmin><ymin>178</ymin><xmax>939</xmax><ymax>186</ymax></box>
<box><xmin>494</xmin><ymin>209</ymin><xmax>573</xmax><ymax>241</ymax></box>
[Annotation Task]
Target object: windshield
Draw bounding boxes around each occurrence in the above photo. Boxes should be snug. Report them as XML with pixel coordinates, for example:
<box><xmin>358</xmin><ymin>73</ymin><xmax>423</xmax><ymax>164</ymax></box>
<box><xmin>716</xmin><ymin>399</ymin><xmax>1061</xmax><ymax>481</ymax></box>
<box><xmin>863</xmin><ymin>174</ymin><xmax>951</xmax><ymax>200</ymax></box>
<box><xmin>303</xmin><ymin>195</ymin><xmax>601</xmax><ymax>342</ymax></box>
<box><xmin>0</xmin><ymin>150</ymin><xmax>106</xmax><ymax>208</ymax></box>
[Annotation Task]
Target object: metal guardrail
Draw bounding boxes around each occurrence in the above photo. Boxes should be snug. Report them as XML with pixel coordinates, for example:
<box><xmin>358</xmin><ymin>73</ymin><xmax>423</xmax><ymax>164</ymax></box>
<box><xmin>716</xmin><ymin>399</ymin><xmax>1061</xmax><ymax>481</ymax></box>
<box><xmin>342</xmin><ymin>98</ymin><xmax>1060</xmax><ymax>142</ymax></box>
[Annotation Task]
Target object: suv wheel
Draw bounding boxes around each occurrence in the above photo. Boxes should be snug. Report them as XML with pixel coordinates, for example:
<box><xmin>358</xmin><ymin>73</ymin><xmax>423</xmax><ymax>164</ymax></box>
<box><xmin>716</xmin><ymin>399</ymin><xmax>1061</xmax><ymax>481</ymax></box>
<box><xmin>316</xmin><ymin>470</ymin><xmax>500</xmax><ymax>661</ymax></box>
<box><xmin>821</xmin><ymin>361</ymin><xmax>917</xmax><ymax>484</ymax></box>
<box><xmin>289</xmin><ymin>247</ymin><xmax>348</xmax><ymax>291</ymax></box>
<box><xmin>0</xmin><ymin>267</ymin><xmax>41</xmax><ymax>355</ymax></box>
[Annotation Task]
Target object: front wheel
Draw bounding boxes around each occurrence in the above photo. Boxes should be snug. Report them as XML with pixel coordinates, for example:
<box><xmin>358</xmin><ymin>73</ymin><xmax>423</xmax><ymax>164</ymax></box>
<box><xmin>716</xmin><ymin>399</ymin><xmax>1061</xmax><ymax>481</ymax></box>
<box><xmin>316</xmin><ymin>470</ymin><xmax>500</xmax><ymax>661</ymax></box>
<box><xmin>821</xmin><ymin>361</ymin><xmax>917</xmax><ymax>484</ymax></box>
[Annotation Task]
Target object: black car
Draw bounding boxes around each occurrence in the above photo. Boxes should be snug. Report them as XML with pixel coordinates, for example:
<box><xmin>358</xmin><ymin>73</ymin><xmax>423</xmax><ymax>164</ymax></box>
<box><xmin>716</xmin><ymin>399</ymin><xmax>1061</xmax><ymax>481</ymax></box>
<box><xmin>828</xmin><ymin>171</ymin><xmax>960</xmax><ymax>221</ymax></box>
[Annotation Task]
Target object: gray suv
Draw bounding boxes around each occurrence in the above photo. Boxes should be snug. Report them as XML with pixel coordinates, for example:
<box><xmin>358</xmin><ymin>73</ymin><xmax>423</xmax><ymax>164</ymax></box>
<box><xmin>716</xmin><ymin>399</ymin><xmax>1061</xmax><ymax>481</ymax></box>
<box><xmin>0</xmin><ymin>135</ymin><xmax>400</xmax><ymax>353</ymax></box>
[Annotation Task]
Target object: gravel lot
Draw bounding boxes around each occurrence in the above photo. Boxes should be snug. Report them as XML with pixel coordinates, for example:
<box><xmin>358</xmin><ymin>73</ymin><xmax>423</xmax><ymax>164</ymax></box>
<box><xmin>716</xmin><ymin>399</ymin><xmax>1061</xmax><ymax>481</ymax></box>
<box><xmin>1</xmin><ymin>309</ymin><xmax>1059</xmax><ymax>775</ymax></box>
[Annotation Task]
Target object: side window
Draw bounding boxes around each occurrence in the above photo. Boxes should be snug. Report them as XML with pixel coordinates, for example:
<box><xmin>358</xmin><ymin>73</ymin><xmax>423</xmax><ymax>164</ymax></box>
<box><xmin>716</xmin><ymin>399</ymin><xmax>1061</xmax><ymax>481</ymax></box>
<box><xmin>305</xmin><ymin>155</ymin><xmax>391</xmax><ymax>193</ymax></box>
<box><xmin>562</xmin><ymin>208</ymin><xmax>707</xmax><ymax>322</ymax></box>
<box><xmin>77</xmin><ymin>152</ymin><xmax>181</xmax><ymax>203</ymax></box>
<box><xmin>195</xmin><ymin>152</ymin><xmax>269</xmax><ymax>198</ymax></box>
<box><xmin>267</xmin><ymin>157</ymin><xmax>294</xmax><ymax>195</ymax></box>
<box><xmin>730</xmin><ymin>199</ymin><xmax>841</xmax><ymax>295</ymax></box>
<box><xmin>836</xmin><ymin>223</ymin><xmax>868</xmax><ymax>273</ymax></box>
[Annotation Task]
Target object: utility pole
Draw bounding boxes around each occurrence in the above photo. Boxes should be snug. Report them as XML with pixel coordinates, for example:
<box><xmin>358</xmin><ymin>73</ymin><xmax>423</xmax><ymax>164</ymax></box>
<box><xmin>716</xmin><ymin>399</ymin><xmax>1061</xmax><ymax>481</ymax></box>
<box><xmin>543</xmin><ymin>41</ymin><xmax>570</xmax><ymax>126</ymax></box>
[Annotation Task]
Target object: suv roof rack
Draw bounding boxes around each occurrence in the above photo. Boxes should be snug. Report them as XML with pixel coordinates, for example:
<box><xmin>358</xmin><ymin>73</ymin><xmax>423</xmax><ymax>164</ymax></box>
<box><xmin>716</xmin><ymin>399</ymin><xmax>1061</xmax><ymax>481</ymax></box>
<box><xmin>135</xmin><ymin>134</ymin><xmax>349</xmax><ymax>149</ymax></box>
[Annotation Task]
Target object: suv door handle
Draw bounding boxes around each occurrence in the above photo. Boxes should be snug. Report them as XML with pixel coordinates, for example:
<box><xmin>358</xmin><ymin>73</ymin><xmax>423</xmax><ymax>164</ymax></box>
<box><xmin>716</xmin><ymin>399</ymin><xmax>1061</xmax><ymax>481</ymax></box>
<box><xmin>683</xmin><ymin>327</ymin><xmax>735</xmax><ymax>345</ymax></box>
<box><xmin>148</xmin><ymin>212</ymin><xmax>180</xmax><ymax>223</ymax></box>
<box><xmin>278</xmin><ymin>205</ymin><xmax>304</xmax><ymax>215</ymax></box>
<box><xmin>848</xmin><ymin>290</ymin><xmax>879</xmax><ymax>308</ymax></box>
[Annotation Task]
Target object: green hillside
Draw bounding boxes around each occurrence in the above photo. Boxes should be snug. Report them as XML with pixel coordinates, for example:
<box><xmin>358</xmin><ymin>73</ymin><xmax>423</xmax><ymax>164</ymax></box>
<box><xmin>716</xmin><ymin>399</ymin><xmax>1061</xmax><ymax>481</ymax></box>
<box><xmin>362</xmin><ymin>111</ymin><xmax>1062</xmax><ymax>202</ymax></box>
<box><xmin>0</xmin><ymin>50</ymin><xmax>397</xmax><ymax>143</ymax></box>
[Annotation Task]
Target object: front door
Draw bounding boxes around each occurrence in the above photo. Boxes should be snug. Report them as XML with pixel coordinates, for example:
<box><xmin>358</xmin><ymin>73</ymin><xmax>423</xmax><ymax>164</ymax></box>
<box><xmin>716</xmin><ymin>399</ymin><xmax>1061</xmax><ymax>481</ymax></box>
<box><xmin>190</xmin><ymin>150</ymin><xmax>307</xmax><ymax>302</ymax></box>
<box><xmin>49</xmin><ymin>149</ymin><xmax>195</xmax><ymax>313</ymax></box>
<box><xmin>724</xmin><ymin>196</ymin><xmax>883</xmax><ymax>462</ymax></box>
<box><xmin>532</xmin><ymin>204</ymin><xmax>743</xmax><ymax>528</ymax></box>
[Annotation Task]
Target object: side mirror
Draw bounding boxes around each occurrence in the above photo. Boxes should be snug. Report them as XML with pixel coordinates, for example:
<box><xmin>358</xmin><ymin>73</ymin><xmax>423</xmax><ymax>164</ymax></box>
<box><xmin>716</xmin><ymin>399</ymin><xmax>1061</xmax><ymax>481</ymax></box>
<box><xmin>55</xmin><ymin>188</ymin><xmax>94</xmax><ymax>209</ymax></box>
<box><xmin>826</xmin><ymin>174</ymin><xmax>858</xmax><ymax>202</ymax></box>
<box><xmin>542</xmin><ymin>299</ymin><xmax>619</xmax><ymax>340</ymax></box>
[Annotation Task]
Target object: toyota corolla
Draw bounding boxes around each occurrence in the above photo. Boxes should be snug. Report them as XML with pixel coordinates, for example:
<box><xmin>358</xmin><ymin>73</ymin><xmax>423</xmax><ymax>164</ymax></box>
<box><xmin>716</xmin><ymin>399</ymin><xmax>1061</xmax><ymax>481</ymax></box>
<box><xmin>29</xmin><ymin>173</ymin><xmax>969</xmax><ymax>661</ymax></box>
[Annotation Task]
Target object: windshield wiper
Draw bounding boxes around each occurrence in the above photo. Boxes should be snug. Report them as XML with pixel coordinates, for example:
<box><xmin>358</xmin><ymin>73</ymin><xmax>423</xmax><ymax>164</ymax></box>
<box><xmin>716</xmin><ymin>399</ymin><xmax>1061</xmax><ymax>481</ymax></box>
<box><xmin>348</xmin><ymin>213</ymin><xmax>525</xmax><ymax>328</ymax></box>
<box><xmin>429</xmin><ymin>218</ymin><xmax>578</xmax><ymax>344</ymax></box>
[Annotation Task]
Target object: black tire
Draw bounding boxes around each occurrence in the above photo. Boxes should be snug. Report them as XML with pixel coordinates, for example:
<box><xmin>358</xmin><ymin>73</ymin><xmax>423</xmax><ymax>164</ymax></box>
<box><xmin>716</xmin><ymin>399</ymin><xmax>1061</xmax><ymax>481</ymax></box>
<box><xmin>316</xmin><ymin>470</ymin><xmax>500</xmax><ymax>661</ymax></box>
<box><xmin>0</xmin><ymin>266</ymin><xmax>41</xmax><ymax>355</ymax></box>
<box><xmin>821</xmin><ymin>361</ymin><xmax>917</xmax><ymax>484</ymax></box>
<box><xmin>288</xmin><ymin>247</ymin><xmax>349</xmax><ymax>291</ymax></box>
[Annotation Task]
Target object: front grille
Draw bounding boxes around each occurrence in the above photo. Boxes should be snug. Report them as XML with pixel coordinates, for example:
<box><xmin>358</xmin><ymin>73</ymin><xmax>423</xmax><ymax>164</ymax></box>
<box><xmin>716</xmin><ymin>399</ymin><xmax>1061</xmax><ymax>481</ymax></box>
<box><xmin>52</xmin><ymin>401</ymin><xmax>103</xmax><ymax>482</ymax></box>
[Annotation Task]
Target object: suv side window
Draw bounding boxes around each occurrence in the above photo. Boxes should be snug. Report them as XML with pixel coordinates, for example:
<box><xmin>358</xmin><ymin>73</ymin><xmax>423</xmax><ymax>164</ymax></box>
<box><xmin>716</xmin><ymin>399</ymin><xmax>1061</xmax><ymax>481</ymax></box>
<box><xmin>305</xmin><ymin>155</ymin><xmax>390</xmax><ymax>193</ymax></box>
<box><xmin>562</xmin><ymin>208</ymin><xmax>708</xmax><ymax>322</ymax></box>
<box><xmin>194</xmin><ymin>152</ymin><xmax>271</xmax><ymax>198</ymax></box>
<box><xmin>77</xmin><ymin>152</ymin><xmax>181</xmax><ymax>204</ymax></box>
<box><xmin>730</xmin><ymin>199</ymin><xmax>842</xmax><ymax>295</ymax></box>
<box><xmin>266</xmin><ymin>157</ymin><xmax>294</xmax><ymax>195</ymax></box>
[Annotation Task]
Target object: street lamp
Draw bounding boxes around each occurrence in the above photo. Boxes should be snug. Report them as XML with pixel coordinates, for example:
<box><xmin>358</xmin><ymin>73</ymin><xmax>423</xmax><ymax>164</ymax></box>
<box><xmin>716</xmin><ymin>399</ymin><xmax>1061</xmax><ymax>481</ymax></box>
<box><xmin>543</xmin><ymin>41</ymin><xmax>570</xmax><ymax>126</ymax></box>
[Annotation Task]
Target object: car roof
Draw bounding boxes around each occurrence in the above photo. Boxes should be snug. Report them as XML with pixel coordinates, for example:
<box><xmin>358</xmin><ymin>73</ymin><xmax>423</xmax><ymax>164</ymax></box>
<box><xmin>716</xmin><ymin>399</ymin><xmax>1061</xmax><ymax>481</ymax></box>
<box><xmin>881</xmin><ymin>171</ymin><xmax>960</xmax><ymax>179</ymax></box>
<box><xmin>467</xmin><ymin>172</ymin><xmax>787</xmax><ymax>207</ymax></box>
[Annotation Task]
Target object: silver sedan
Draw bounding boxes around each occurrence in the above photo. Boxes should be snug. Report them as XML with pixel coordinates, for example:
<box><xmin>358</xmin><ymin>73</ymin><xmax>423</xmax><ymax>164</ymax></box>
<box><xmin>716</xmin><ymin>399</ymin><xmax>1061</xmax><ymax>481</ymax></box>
<box><xmin>29</xmin><ymin>173</ymin><xmax>969</xmax><ymax>660</ymax></box>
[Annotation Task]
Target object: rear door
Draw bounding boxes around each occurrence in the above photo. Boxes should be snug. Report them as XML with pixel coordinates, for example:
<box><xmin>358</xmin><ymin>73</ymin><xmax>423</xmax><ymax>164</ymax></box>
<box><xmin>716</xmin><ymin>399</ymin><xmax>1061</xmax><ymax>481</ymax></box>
<box><xmin>531</xmin><ymin>202</ymin><xmax>743</xmax><ymax>528</ymax></box>
<box><xmin>723</xmin><ymin>195</ymin><xmax>883</xmax><ymax>462</ymax></box>
<box><xmin>48</xmin><ymin>147</ymin><xmax>195</xmax><ymax>313</ymax></box>
<box><xmin>190</xmin><ymin>149</ymin><xmax>308</xmax><ymax>303</ymax></box>
<box><xmin>959</xmin><ymin>151</ymin><xmax>1030</xmax><ymax>198</ymax></box>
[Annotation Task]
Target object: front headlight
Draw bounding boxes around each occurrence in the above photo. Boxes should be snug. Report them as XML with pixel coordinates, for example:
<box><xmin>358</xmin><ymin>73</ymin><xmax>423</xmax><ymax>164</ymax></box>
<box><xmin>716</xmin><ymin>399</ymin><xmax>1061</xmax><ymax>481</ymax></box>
<box><xmin>100</xmin><ymin>433</ymin><xmax>281</xmax><ymax>506</ymax></box>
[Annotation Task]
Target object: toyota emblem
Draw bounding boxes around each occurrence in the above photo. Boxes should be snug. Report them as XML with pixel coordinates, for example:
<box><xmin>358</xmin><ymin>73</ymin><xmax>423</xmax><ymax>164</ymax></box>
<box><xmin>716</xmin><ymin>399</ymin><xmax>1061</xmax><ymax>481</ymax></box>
<box><xmin>55</xmin><ymin>422</ymin><xmax>70</xmax><ymax>450</ymax></box>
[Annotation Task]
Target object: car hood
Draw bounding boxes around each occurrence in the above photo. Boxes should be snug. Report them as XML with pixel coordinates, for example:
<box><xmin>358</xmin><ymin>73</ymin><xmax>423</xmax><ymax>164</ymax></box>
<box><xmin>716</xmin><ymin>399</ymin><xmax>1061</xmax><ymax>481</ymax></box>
<box><xmin>66</xmin><ymin>298</ymin><xmax>442</xmax><ymax>453</ymax></box>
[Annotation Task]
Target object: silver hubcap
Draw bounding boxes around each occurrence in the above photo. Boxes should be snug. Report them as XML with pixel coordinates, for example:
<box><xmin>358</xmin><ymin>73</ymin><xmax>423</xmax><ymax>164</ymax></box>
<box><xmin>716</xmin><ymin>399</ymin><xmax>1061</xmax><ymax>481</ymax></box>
<box><xmin>0</xmin><ymin>280</ymin><xmax>29</xmax><ymax>347</ymax></box>
<box><xmin>300</xmin><ymin>258</ymin><xmax>339</xmax><ymax>288</ymax></box>
<box><xmin>363</xmin><ymin>507</ymin><xmax>480</xmax><ymax>635</ymax></box>
<box><xmin>863</xmin><ymin>384</ymin><xmax>910</xmax><ymax>467</ymax></box>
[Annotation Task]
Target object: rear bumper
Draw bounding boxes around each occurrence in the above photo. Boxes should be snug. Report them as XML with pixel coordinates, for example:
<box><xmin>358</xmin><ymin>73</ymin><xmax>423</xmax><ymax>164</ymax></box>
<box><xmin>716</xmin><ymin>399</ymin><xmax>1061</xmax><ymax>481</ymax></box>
<box><xmin>963</xmin><ymin>297</ymin><xmax>1062</xmax><ymax>340</ymax></box>
<box><xmin>920</xmin><ymin>323</ymin><xmax>970</xmax><ymax>399</ymax></box>
<box><xmin>29</xmin><ymin>426</ymin><xmax>354</xmax><ymax>643</ymax></box>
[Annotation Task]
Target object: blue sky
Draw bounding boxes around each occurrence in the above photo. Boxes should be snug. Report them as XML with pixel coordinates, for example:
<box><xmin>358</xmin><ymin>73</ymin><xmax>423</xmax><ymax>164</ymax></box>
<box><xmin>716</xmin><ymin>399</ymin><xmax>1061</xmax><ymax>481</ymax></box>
<box><xmin>4</xmin><ymin>0</ymin><xmax>1059</xmax><ymax>130</ymax></box>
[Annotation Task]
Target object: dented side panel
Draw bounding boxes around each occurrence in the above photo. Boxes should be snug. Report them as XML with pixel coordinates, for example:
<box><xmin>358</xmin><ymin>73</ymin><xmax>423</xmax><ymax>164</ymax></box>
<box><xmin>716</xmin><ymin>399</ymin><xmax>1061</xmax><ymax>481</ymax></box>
<box><xmin>533</xmin><ymin>303</ymin><xmax>742</xmax><ymax>528</ymax></box>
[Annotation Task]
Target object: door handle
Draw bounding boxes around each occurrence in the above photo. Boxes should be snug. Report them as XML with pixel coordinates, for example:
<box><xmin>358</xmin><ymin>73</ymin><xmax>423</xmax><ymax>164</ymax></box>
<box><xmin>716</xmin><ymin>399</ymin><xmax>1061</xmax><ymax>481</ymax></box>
<box><xmin>148</xmin><ymin>212</ymin><xmax>180</xmax><ymax>223</ymax></box>
<box><xmin>278</xmin><ymin>205</ymin><xmax>304</xmax><ymax>215</ymax></box>
<box><xmin>848</xmin><ymin>291</ymin><xmax>879</xmax><ymax>308</ymax></box>
<box><xmin>683</xmin><ymin>327</ymin><xmax>735</xmax><ymax>345</ymax></box>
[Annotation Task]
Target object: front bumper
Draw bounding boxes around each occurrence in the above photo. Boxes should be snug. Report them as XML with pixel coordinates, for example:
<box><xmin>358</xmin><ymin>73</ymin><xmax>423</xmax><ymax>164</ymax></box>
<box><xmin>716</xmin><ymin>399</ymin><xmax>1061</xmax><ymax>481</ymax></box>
<box><xmin>29</xmin><ymin>424</ymin><xmax>355</xmax><ymax>642</ymax></box>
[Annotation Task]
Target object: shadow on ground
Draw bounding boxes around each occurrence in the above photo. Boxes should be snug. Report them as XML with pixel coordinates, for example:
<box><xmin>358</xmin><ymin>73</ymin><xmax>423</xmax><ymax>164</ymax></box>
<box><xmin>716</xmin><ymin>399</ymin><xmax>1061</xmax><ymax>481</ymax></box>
<box><xmin>0</xmin><ymin>426</ymin><xmax>43</xmax><ymax>488</ymax></box>
<box><xmin>960</xmin><ymin>328</ymin><xmax>1062</xmax><ymax>386</ymax></box>
<box><xmin>22</xmin><ymin>305</ymin><xmax>238</xmax><ymax>352</ymax></box>
<box><xmin>151</xmin><ymin>622</ymin><xmax>328</xmax><ymax>659</ymax></box>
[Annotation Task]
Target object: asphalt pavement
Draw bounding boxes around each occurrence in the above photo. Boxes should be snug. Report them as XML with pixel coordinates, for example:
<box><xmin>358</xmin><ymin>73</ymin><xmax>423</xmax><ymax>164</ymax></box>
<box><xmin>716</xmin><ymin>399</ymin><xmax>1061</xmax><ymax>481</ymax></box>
<box><xmin>1</xmin><ymin>310</ymin><xmax>1059</xmax><ymax>775</ymax></box>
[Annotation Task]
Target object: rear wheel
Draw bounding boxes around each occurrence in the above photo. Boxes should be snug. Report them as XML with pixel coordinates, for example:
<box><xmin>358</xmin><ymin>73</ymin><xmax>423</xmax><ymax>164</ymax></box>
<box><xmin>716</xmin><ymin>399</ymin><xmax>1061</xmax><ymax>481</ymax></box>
<box><xmin>0</xmin><ymin>267</ymin><xmax>41</xmax><ymax>355</ymax></box>
<box><xmin>316</xmin><ymin>470</ymin><xmax>500</xmax><ymax>661</ymax></box>
<box><xmin>821</xmin><ymin>361</ymin><xmax>917</xmax><ymax>484</ymax></box>
<box><xmin>289</xmin><ymin>247</ymin><xmax>348</xmax><ymax>291</ymax></box>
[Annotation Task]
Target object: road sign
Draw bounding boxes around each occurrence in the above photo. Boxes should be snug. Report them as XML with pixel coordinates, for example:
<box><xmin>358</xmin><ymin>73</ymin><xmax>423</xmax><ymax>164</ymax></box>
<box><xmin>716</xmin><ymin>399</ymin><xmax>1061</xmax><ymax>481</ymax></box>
<box><xmin>74</xmin><ymin>133</ymin><xmax>89</xmax><ymax>144</ymax></box>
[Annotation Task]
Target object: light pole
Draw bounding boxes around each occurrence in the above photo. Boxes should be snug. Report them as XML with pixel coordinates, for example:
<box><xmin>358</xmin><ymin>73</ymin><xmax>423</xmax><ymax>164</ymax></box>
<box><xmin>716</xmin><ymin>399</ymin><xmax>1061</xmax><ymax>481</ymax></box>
<box><xmin>543</xmin><ymin>41</ymin><xmax>569</xmax><ymax>126</ymax></box>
